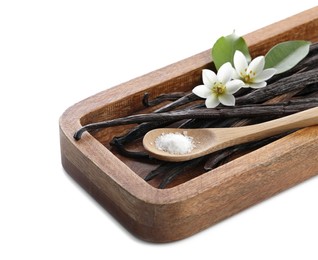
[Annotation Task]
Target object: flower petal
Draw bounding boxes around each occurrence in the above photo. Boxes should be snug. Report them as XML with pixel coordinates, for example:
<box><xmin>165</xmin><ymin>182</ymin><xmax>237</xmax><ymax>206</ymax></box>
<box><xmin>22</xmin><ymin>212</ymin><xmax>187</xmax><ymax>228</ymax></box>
<box><xmin>231</xmin><ymin>67</ymin><xmax>240</xmax><ymax>79</ymax></box>
<box><xmin>192</xmin><ymin>85</ymin><xmax>211</xmax><ymax>98</ymax></box>
<box><xmin>205</xmin><ymin>95</ymin><xmax>220</xmax><ymax>108</ymax></box>
<box><xmin>219</xmin><ymin>93</ymin><xmax>235</xmax><ymax>106</ymax></box>
<box><xmin>253</xmin><ymin>68</ymin><xmax>277</xmax><ymax>82</ymax></box>
<box><xmin>217</xmin><ymin>62</ymin><xmax>232</xmax><ymax>84</ymax></box>
<box><xmin>249</xmin><ymin>82</ymin><xmax>267</xmax><ymax>89</ymax></box>
<box><xmin>234</xmin><ymin>50</ymin><xmax>248</xmax><ymax>77</ymax></box>
<box><xmin>225</xmin><ymin>79</ymin><xmax>244</xmax><ymax>94</ymax></box>
<box><xmin>247</xmin><ymin>56</ymin><xmax>265</xmax><ymax>77</ymax></box>
<box><xmin>202</xmin><ymin>69</ymin><xmax>217</xmax><ymax>87</ymax></box>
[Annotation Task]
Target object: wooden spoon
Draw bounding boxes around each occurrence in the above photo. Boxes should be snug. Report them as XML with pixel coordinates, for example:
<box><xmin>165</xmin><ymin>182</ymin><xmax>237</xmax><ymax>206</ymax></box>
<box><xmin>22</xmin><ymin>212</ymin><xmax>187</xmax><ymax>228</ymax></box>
<box><xmin>143</xmin><ymin>107</ymin><xmax>318</xmax><ymax>162</ymax></box>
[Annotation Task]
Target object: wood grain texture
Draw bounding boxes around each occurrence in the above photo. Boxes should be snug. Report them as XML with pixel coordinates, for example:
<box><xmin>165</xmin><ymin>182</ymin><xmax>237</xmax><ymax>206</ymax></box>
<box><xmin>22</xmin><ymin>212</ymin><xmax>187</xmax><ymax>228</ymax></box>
<box><xmin>59</xmin><ymin>7</ymin><xmax>318</xmax><ymax>242</ymax></box>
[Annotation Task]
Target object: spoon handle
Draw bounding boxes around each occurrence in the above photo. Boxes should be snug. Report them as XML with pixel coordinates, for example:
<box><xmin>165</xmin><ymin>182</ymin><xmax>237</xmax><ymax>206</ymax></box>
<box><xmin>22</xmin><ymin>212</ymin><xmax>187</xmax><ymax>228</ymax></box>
<box><xmin>234</xmin><ymin>106</ymin><xmax>318</xmax><ymax>143</ymax></box>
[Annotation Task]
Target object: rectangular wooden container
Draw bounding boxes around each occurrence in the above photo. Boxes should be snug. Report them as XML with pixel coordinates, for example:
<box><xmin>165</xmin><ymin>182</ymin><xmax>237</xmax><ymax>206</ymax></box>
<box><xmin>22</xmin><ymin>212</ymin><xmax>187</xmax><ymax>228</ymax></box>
<box><xmin>60</xmin><ymin>7</ymin><xmax>318</xmax><ymax>243</ymax></box>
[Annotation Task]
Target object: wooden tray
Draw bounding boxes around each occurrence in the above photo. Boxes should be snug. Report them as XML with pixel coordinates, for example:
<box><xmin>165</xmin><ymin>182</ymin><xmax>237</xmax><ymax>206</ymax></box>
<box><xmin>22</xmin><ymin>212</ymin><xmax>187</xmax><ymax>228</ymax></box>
<box><xmin>59</xmin><ymin>7</ymin><xmax>318</xmax><ymax>243</ymax></box>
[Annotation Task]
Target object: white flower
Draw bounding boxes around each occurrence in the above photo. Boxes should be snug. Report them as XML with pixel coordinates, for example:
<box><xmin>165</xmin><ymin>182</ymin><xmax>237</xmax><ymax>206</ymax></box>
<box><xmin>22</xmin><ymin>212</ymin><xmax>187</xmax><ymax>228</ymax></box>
<box><xmin>192</xmin><ymin>63</ymin><xmax>244</xmax><ymax>108</ymax></box>
<box><xmin>232</xmin><ymin>50</ymin><xmax>277</xmax><ymax>89</ymax></box>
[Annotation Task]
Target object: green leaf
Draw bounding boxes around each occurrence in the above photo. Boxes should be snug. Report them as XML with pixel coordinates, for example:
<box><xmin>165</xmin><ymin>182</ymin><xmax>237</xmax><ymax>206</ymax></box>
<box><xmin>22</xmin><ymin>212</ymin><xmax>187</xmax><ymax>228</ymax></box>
<box><xmin>211</xmin><ymin>32</ymin><xmax>251</xmax><ymax>70</ymax></box>
<box><xmin>264</xmin><ymin>40</ymin><xmax>311</xmax><ymax>74</ymax></box>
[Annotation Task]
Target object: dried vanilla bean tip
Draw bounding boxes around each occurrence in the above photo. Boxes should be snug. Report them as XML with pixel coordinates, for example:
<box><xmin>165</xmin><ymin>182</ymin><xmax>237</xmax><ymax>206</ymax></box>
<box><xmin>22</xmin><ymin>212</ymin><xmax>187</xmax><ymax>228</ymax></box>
<box><xmin>142</xmin><ymin>92</ymin><xmax>185</xmax><ymax>107</ymax></box>
<box><xmin>156</xmin><ymin>92</ymin><xmax>200</xmax><ymax>112</ymax></box>
<box><xmin>110</xmin><ymin>138</ymin><xmax>150</xmax><ymax>160</ymax></box>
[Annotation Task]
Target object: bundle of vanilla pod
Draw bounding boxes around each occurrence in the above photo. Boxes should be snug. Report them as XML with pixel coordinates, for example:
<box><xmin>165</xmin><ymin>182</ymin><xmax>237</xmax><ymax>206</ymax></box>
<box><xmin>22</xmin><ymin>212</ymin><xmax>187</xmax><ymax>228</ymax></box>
<box><xmin>74</xmin><ymin>43</ymin><xmax>318</xmax><ymax>188</ymax></box>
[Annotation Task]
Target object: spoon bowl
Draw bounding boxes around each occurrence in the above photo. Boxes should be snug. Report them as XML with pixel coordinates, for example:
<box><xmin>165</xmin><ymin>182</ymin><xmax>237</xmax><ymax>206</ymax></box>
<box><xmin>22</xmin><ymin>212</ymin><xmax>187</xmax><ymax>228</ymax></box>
<box><xmin>143</xmin><ymin>107</ymin><xmax>318</xmax><ymax>162</ymax></box>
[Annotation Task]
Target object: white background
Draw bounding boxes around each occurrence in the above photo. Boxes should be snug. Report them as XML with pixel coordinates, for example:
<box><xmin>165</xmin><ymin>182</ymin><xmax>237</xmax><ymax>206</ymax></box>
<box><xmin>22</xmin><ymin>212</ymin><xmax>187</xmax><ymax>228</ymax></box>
<box><xmin>1</xmin><ymin>1</ymin><xmax>318</xmax><ymax>259</ymax></box>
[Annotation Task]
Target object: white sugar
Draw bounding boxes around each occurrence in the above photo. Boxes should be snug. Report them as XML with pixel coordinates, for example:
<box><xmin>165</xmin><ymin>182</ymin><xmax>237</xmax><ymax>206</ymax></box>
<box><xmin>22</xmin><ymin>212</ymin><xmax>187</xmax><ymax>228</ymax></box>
<box><xmin>155</xmin><ymin>132</ymin><xmax>194</xmax><ymax>155</ymax></box>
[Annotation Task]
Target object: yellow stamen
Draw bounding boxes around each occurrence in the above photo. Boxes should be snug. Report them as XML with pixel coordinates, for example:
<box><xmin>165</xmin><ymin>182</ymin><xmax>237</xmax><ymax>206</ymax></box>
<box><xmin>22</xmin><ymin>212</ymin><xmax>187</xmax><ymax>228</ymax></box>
<box><xmin>244</xmin><ymin>74</ymin><xmax>251</xmax><ymax>82</ymax></box>
<box><xmin>212</xmin><ymin>83</ymin><xmax>226</xmax><ymax>95</ymax></box>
